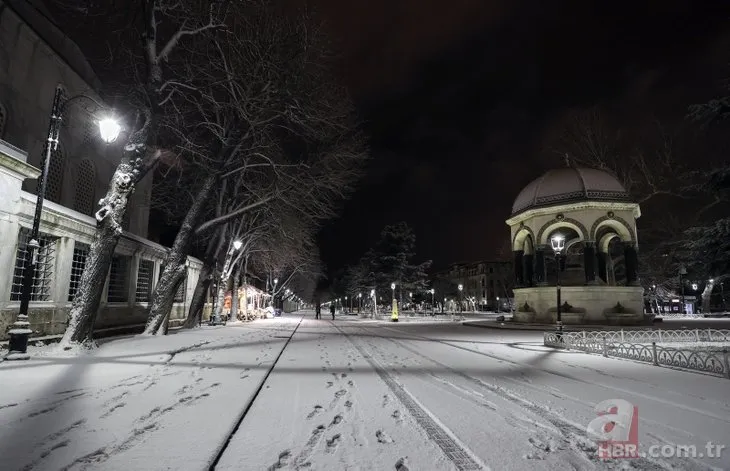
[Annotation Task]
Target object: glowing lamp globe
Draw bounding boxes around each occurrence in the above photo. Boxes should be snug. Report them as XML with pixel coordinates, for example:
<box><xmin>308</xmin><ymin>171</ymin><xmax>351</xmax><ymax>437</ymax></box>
<box><xmin>98</xmin><ymin>118</ymin><xmax>121</xmax><ymax>143</ymax></box>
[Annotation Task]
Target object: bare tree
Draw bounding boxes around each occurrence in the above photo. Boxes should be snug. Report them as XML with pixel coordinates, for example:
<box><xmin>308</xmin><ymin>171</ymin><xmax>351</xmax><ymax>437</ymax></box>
<box><xmin>548</xmin><ymin>107</ymin><xmax>692</xmax><ymax>204</ymax></box>
<box><xmin>60</xmin><ymin>0</ymin><xmax>226</xmax><ymax>348</ymax></box>
<box><xmin>143</xmin><ymin>2</ymin><xmax>367</xmax><ymax>333</ymax></box>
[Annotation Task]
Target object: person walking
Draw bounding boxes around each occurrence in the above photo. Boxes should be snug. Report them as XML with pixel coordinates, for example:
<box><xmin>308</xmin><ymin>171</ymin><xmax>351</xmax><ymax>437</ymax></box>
<box><xmin>330</xmin><ymin>303</ymin><xmax>336</xmax><ymax>320</ymax></box>
<box><xmin>315</xmin><ymin>303</ymin><xmax>321</xmax><ymax>320</ymax></box>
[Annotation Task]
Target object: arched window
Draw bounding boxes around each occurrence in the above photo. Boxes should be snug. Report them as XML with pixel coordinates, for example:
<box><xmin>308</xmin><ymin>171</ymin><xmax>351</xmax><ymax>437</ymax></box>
<box><xmin>45</xmin><ymin>143</ymin><xmax>66</xmax><ymax>204</ymax></box>
<box><xmin>0</xmin><ymin>102</ymin><xmax>7</xmax><ymax>139</ymax></box>
<box><xmin>73</xmin><ymin>159</ymin><xmax>96</xmax><ymax>215</ymax></box>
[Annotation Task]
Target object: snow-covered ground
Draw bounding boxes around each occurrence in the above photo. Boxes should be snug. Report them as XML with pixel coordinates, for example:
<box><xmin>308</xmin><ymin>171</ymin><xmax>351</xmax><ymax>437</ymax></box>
<box><xmin>1</xmin><ymin>311</ymin><xmax>729</xmax><ymax>470</ymax></box>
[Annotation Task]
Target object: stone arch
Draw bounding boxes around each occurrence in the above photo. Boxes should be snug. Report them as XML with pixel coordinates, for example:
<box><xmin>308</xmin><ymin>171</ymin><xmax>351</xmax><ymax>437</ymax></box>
<box><xmin>537</xmin><ymin>217</ymin><xmax>588</xmax><ymax>245</ymax></box>
<box><xmin>73</xmin><ymin>159</ymin><xmax>96</xmax><ymax>215</ymax></box>
<box><xmin>512</xmin><ymin>225</ymin><xmax>535</xmax><ymax>254</ymax></box>
<box><xmin>590</xmin><ymin>215</ymin><xmax>634</xmax><ymax>243</ymax></box>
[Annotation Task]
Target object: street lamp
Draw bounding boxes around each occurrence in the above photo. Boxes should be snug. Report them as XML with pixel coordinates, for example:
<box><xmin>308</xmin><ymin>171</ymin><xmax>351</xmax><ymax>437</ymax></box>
<box><xmin>678</xmin><ymin>265</ymin><xmax>687</xmax><ymax>314</ymax></box>
<box><xmin>457</xmin><ymin>284</ymin><xmax>463</xmax><ymax>321</ymax></box>
<box><xmin>551</xmin><ymin>233</ymin><xmax>566</xmax><ymax>339</ymax></box>
<box><xmin>496</xmin><ymin>296</ymin><xmax>500</xmax><ymax>313</ymax></box>
<box><xmin>7</xmin><ymin>91</ymin><xmax>122</xmax><ymax>360</ymax></box>
<box><xmin>358</xmin><ymin>292</ymin><xmax>362</xmax><ymax>313</ymax></box>
<box><xmin>370</xmin><ymin>288</ymin><xmax>376</xmax><ymax>317</ymax></box>
<box><xmin>232</xmin><ymin>239</ymin><xmax>243</xmax><ymax>250</ymax></box>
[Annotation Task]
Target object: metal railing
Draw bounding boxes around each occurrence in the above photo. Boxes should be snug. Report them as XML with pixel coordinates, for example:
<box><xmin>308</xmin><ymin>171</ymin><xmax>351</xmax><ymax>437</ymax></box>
<box><xmin>544</xmin><ymin>329</ymin><xmax>730</xmax><ymax>379</ymax></box>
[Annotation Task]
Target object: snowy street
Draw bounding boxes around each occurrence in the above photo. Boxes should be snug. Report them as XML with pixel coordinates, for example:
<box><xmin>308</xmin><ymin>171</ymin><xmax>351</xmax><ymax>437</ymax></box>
<box><xmin>1</xmin><ymin>312</ymin><xmax>729</xmax><ymax>471</ymax></box>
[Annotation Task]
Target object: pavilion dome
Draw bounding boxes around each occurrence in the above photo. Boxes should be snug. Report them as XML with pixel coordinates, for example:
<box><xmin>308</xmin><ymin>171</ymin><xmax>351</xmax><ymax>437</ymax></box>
<box><xmin>511</xmin><ymin>167</ymin><xmax>632</xmax><ymax>216</ymax></box>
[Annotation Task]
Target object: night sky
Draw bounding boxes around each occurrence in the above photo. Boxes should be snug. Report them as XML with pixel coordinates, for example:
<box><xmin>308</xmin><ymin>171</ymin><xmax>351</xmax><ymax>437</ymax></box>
<box><xmin>312</xmin><ymin>0</ymin><xmax>730</xmax><ymax>275</ymax></box>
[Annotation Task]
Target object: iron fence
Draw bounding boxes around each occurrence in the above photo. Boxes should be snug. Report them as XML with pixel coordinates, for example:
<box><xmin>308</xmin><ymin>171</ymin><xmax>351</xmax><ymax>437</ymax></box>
<box><xmin>544</xmin><ymin>329</ymin><xmax>730</xmax><ymax>379</ymax></box>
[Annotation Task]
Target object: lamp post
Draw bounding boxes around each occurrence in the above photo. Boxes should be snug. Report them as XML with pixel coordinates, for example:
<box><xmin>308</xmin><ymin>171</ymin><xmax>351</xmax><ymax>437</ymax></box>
<box><xmin>358</xmin><ymin>292</ymin><xmax>362</xmax><ymax>313</ymax></box>
<box><xmin>391</xmin><ymin>282</ymin><xmax>398</xmax><ymax>321</ymax></box>
<box><xmin>496</xmin><ymin>296</ymin><xmax>500</xmax><ymax>313</ymax></box>
<box><xmin>6</xmin><ymin>91</ymin><xmax>121</xmax><ymax>360</ymax></box>
<box><xmin>550</xmin><ymin>234</ymin><xmax>566</xmax><ymax>340</ymax></box>
<box><xmin>678</xmin><ymin>265</ymin><xmax>687</xmax><ymax>314</ymax></box>
<box><xmin>371</xmin><ymin>288</ymin><xmax>376</xmax><ymax>318</ymax></box>
<box><xmin>456</xmin><ymin>284</ymin><xmax>463</xmax><ymax>321</ymax></box>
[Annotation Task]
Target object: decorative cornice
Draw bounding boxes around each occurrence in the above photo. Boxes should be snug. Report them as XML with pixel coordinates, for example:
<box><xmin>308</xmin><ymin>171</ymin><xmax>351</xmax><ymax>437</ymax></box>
<box><xmin>505</xmin><ymin>200</ymin><xmax>640</xmax><ymax>226</ymax></box>
<box><xmin>0</xmin><ymin>145</ymin><xmax>40</xmax><ymax>180</ymax></box>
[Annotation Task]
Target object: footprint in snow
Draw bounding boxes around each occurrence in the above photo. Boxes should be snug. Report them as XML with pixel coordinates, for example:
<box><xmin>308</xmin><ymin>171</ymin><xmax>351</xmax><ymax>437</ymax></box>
<box><xmin>306</xmin><ymin>405</ymin><xmax>323</xmax><ymax>419</ymax></box>
<box><xmin>268</xmin><ymin>450</ymin><xmax>291</xmax><ymax>470</ymax></box>
<box><xmin>330</xmin><ymin>414</ymin><xmax>343</xmax><ymax>426</ymax></box>
<box><xmin>326</xmin><ymin>434</ymin><xmax>341</xmax><ymax>452</ymax></box>
<box><xmin>334</xmin><ymin>389</ymin><xmax>347</xmax><ymax>398</ymax></box>
<box><xmin>376</xmin><ymin>430</ymin><xmax>393</xmax><ymax>444</ymax></box>
<box><xmin>395</xmin><ymin>457</ymin><xmax>410</xmax><ymax>471</ymax></box>
<box><xmin>326</xmin><ymin>381</ymin><xmax>333</xmax><ymax>388</ymax></box>
<box><xmin>347</xmin><ymin>380</ymin><xmax>354</xmax><ymax>386</ymax></box>
<box><xmin>340</xmin><ymin>373</ymin><xmax>347</xmax><ymax>378</ymax></box>
<box><xmin>392</xmin><ymin>410</ymin><xmax>402</xmax><ymax>423</ymax></box>
<box><xmin>344</xmin><ymin>400</ymin><xmax>353</xmax><ymax>409</ymax></box>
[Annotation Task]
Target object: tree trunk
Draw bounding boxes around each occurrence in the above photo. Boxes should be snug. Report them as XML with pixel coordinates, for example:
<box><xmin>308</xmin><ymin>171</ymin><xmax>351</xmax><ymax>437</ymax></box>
<box><xmin>183</xmin><ymin>264</ymin><xmax>212</xmax><ymax>328</ymax></box>
<box><xmin>60</xmin><ymin>137</ymin><xmax>154</xmax><ymax>348</ymax></box>
<box><xmin>145</xmin><ymin>174</ymin><xmax>217</xmax><ymax>334</ymax></box>
<box><xmin>701</xmin><ymin>280</ymin><xmax>715</xmax><ymax>314</ymax></box>
<box><xmin>214</xmin><ymin>281</ymin><xmax>227</xmax><ymax>320</ymax></box>
<box><xmin>231</xmin><ymin>267</ymin><xmax>239</xmax><ymax>321</ymax></box>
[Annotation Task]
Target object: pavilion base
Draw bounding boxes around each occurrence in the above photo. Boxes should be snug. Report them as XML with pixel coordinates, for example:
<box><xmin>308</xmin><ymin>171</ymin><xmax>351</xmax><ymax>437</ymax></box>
<box><xmin>512</xmin><ymin>286</ymin><xmax>644</xmax><ymax>325</ymax></box>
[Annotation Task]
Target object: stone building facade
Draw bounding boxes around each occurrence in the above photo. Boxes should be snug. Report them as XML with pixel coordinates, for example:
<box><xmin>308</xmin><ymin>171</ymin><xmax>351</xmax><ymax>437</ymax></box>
<box><xmin>0</xmin><ymin>1</ymin><xmax>201</xmax><ymax>340</ymax></box>
<box><xmin>506</xmin><ymin>167</ymin><xmax>644</xmax><ymax>324</ymax></box>
<box><xmin>435</xmin><ymin>261</ymin><xmax>513</xmax><ymax>310</ymax></box>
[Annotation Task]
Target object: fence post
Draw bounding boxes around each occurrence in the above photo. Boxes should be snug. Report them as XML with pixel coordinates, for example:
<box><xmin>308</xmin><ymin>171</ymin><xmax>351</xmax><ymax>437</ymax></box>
<box><xmin>582</xmin><ymin>331</ymin><xmax>586</xmax><ymax>339</ymax></box>
<box><xmin>723</xmin><ymin>349</ymin><xmax>730</xmax><ymax>380</ymax></box>
<box><xmin>621</xmin><ymin>329</ymin><xmax>624</xmax><ymax>342</ymax></box>
<box><xmin>707</xmin><ymin>328</ymin><xmax>712</xmax><ymax>342</ymax></box>
<box><xmin>652</xmin><ymin>342</ymin><xmax>658</xmax><ymax>366</ymax></box>
<box><xmin>659</xmin><ymin>330</ymin><xmax>663</xmax><ymax>343</ymax></box>
<box><xmin>602</xmin><ymin>334</ymin><xmax>608</xmax><ymax>357</ymax></box>
<box><xmin>695</xmin><ymin>329</ymin><xmax>700</xmax><ymax>342</ymax></box>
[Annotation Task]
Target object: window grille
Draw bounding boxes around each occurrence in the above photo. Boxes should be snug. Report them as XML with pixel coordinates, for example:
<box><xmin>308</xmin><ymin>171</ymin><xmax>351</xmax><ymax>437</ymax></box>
<box><xmin>107</xmin><ymin>255</ymin><xmax>130</xmax><ymax>303</ymax></box>
<box><xmin>135</xmin><ymin>259</ymin><xmax>154</xmax><ymax>302</ymax></box>
<box><xmin>0</xmin><ymin>102</ymin><xmax>6</xmax><ymax>139</ymax></box>
<box><xmin>68</xmin><ymin>242</ymin><xmax>90</xmax><ymax>301</ymax></box>
<box><xmin>10</xmin><ymin>228</ymin><xmax>57</xmax><ymax>301</ymax></box>
<box><xmin>46</xmin><ymin>143</ymin><xmax>66</xmax><ymax>204</ymax></box>
<box><xmin>73</xmin><ymin>160</ymin><xmax>96</xmax><ymax>215</ymax></box>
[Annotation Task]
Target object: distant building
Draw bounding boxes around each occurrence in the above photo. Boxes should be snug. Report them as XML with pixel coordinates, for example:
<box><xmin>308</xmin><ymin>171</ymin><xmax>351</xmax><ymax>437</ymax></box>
<box><xmin>0</xmin><ymin>1</ymin><xmax>201</xmax><ymax>340</ymax></box>
<box><xmin>434</xmin><ymin>261</ymin><xmax>513</xmax><ymax>310</ymax></box>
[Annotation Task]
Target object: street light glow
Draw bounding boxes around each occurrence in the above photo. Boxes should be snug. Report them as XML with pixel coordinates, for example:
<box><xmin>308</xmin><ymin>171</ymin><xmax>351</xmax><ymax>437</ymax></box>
<box><xmin>458</xmin><ymin>284</ymin><xmax>463</xmax><ymax>291</ymax></box>
<box><xmin>391</xmin><ymin>283</ymin><xmax>396</xmax><ymax>290</ymax></box>
<box><xmin>98</xmin><ymin>117</ymin><xmax>122</xmax><ymax>143</ymax></box>
<box><xmin>550</xmin><ymin>233</ymin><xmax>565</xmax><ymax>254</ymax></box>
<box><xmin>232</xmin><ymin>240</ymin><xmax>242</xmax><ymax>250</ymax></box>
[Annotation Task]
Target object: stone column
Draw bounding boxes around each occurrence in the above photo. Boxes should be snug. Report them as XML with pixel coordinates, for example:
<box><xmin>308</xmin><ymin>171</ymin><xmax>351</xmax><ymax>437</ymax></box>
<box><xmin>513</xmin><ymin>250</ymin><xmax>524</xmax><ymax>287</ymax></box>
<box><xmin>534</xmin><ymin>245</ymin><xmax>546</xmax><ymax>285</ymax></box>
<box><xmin>596</xmin><ymin>251</ymin><xmax>607</xmax><ymax>283</ymax></box>
<box><xmin>523</xmin><ymin>253</ymin><xmax>534</xmax><ymax>287</ymax></box>
<box><xmin>583</xmin><ymin>241</ymin><xmax>596</xmax><ymax>284</ymax></box>
<box><xmin>624</xmin><ymin>242</ymin><xmax>639</xmax><ymax>286</ymax></box>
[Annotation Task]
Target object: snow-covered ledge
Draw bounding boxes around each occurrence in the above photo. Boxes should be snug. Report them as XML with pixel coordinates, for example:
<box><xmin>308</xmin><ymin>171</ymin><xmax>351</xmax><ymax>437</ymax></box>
<box><xmin>0</xmin><ymin>141</ymin><xmax>202</xmax><ymax>339</ymax></box>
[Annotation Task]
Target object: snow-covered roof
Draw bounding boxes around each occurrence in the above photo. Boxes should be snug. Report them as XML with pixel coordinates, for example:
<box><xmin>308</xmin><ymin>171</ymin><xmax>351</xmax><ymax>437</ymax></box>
<box><xmin>511</xmin><ymin>167</ymin><xmax>632</xmax><ymax>215</ymax></box>
<box><xmin>5</xmin><ymin>0</ymin><xmax>101</xmax><ymax>91</ymax></box>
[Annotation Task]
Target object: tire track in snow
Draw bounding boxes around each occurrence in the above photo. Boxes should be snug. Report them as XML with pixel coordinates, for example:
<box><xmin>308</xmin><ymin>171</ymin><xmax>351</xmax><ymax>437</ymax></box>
<box><xmin>208</xmin><ymin>316</ymin><xmax>304</xmax><ymax>470</ymax></box>
<box><xmin>365</xmin><ymin>325</ymin><xmax>711</xmax><ymax>471</ymax></box>
<box><xmin>332</xmin><ymin>323</ymin><xmax>486</xmax><ymax>471</ymax></box>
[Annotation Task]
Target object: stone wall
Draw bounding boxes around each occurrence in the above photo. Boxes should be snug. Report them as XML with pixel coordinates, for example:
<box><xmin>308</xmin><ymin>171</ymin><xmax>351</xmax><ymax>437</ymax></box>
<box><xmin>0</xmin><ymin>141</ymin><xmax>202</xmax><ymax>340</ymax></box>
<box><xmin>513</xmin><ymin>285</ymin><xmax>645</xmax><ymax>325</ymax></box>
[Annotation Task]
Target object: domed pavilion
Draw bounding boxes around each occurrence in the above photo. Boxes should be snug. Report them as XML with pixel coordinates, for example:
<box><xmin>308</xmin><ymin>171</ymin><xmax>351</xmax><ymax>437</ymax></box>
<box><xmin>505</xmin><ymin>166</ymin><xmax>644</xmax><ymax>325</ymax></box>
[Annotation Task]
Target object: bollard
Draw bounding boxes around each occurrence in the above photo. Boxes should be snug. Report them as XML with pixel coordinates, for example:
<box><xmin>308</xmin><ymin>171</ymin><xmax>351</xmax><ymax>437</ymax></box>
<box><xmin>652</xmin><ymin>342</ymin><xmax>658</xmax><ymax>366</ymax></box>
